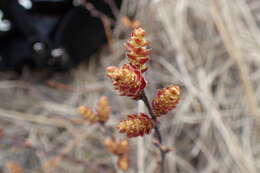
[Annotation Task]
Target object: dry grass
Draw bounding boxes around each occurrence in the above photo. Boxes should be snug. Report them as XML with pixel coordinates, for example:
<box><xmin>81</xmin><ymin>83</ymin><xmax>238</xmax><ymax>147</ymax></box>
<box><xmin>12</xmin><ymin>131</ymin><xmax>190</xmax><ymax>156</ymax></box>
<box><xmin>1</xmin><ymin>0</ymin><xmax>260</xmax><ymax>172</ymax></box>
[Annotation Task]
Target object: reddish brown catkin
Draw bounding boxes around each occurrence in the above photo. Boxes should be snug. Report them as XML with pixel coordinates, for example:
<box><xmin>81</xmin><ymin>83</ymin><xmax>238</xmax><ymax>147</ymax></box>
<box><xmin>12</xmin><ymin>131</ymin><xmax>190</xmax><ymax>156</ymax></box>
<box><xmin>117</xmin><ymin>113</ymin><xmax>154</xmax><ymax>137</ymax></box>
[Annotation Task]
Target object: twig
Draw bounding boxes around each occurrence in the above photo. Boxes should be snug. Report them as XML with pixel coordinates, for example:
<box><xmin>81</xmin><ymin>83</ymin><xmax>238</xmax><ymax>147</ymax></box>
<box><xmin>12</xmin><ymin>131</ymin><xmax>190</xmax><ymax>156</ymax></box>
<box><xmin>79</xmin><ymin>0</ymin><xmax>115</xmax><ymax>25</ymax></box>
<box><xmin>141</xmin><ymin>91</ymin><xmax>168</xmax><ymax>173</ymax></box>
<box><xmin>42</xmin><ymin>129</ymin><xmax>89</xmax><ymax>172</ymax></box>
<box><xmin>211</xmin><ymin>0</ymin><xmax>260</xmax><ymax>121</ymax></box>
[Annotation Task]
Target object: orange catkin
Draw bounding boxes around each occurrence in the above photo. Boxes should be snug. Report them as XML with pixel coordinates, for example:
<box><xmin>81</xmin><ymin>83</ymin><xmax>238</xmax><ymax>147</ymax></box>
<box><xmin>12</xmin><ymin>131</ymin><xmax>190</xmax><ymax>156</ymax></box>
<box><xmin>117</xmin><ymin>113</ymin><xmax>154</xmax><ymax>137</ymax></box>
<box><xmin>125</xmin><ymin>27</ymin><xmax>151</xmax><ymax>72</ymax></box>
<box><xmin>117</xmin><ymin>154</ymin><xmax>129</xmax><ymax>171</ymax></box>
<box><xmin>104</xmin><ymin>138</ymin><xmax>117</xmax><ymax>154</ymax></box>
<box><xmin>106</xmin><ymin>64</ymin><xmax>146</xmax><ymax>99</ymax></box>
<box><xmin>152</xmin><ymin>85</ymin><xmax>181</xmax><ymax>116</ymax></box>
<box><xmin>96</xmin><ymin>96</ymin><xmax>111</xmax><ymax>123</ymax></box>
<box><xmin>78</xmin><ymin>106</ymin><xmax>99</xmax><ymax>123</ymax></box>
<box><xmin>104</xmin><ymin>138</ymin><xmax>129</xmax><ymax>155</ymax></box>
<box><xmin>116</xmin><ymin>139</ymin><xmax>129</xmax><ymax>155</ymax></box>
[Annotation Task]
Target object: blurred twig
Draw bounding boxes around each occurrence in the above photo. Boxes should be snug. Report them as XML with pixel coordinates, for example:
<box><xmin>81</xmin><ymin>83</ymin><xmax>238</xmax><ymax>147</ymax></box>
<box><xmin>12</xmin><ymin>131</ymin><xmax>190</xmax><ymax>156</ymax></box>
<box><xmin>211</xmin><ymin>0</ymin><xmax>260</xmax><ymax>120</ymax></box>
<box><xmin>0</xmin><ymin>108</ymin><xmax>75</xmax><ymax>130</ymax></box>
<box><xmin>42</xmin><ymin>129</ymin><xmax>90</xmax><ymax>172</ymax></box>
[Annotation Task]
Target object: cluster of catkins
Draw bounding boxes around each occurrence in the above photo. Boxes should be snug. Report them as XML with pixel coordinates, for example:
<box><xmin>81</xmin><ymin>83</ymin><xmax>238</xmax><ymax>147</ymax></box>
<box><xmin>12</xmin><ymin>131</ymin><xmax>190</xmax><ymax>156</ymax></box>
<box><xmin>78</xmin><ymin>96</ymin><xmax>130</xmax><ymax>171</ymax></box>
<box><xmin>107</xmin><ymin>27</ymin><xmax>181</xmax><ymax>138</ymax></box>
<box><xmin>78</xmin><ymin>96</ymin><xmax>111</xmax><ymax>124</ymax></box>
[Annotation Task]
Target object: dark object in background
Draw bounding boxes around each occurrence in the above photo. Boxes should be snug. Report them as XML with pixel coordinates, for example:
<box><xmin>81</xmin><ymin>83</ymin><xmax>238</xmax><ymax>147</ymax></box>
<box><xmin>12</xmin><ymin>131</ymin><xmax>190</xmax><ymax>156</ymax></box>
<box><xmin>0</xmin><ymin>0</ymin><xmax>121</xmax><ymax>71</ymax></box>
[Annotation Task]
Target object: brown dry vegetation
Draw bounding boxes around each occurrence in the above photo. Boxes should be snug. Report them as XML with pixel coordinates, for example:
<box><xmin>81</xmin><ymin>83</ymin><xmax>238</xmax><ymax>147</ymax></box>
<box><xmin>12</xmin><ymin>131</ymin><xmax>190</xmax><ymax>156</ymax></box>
<box><xmin>1</xmin><ymin>0</ymin><xmax>260</xmax><ymax>172</ymax></box>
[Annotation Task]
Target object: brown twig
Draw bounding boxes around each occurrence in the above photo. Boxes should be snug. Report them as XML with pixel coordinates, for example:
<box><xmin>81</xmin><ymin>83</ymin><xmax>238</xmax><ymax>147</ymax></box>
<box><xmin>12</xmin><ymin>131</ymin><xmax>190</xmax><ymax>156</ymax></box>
<box><xmin>141</xmin><ymin>91</ymin><xmax>168</xmax><ymax>173</ymax></box>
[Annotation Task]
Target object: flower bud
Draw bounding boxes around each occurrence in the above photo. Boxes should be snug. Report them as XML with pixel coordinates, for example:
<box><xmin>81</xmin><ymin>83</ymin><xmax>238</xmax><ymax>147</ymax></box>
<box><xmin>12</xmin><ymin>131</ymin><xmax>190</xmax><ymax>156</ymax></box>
<box><xmin>117</xmin><ymin>154</ymin><xmax>129</xmax><ymax>171</ymax></box>
<box><xmin>116</xmin><ymin>139</ymin><xmax>129</xmax><ymax>155</ymax></box>
<box><xmin>117</xmin><ymin>113</ymin><xmax>154</xmax><ymax>137</ymax></box>
<box><xmin>152</xmin><ymin>85</ymin><xmax>181</xmax><ymax>116</ymax></box>
<box><xmin>96</xmin><ymin>96</ymin><xmax>111</xmax><ymax>123</ymax></box>
<box><xmin>104</xmin><ymin>138</ymin><xmax>129</xmax><ymax>156</ymax></box>
<box><xmin>78</xmin><ymin>106</ymin><xmax>99</xmax><ymax>123</ymax></box>
<box><xmin>106</xmin><ymin>64</ymin><xmax>146</xmax><ymax>99</ymax></box>
<box><xmin>125</xmin><ymin>27</ymin><xmax>151</xmax><ymax>72</ymax></box>
<box><xmin>104</xmin><ymin>138</ymin><xmax>117</xmax><ymax>154</ymax></box>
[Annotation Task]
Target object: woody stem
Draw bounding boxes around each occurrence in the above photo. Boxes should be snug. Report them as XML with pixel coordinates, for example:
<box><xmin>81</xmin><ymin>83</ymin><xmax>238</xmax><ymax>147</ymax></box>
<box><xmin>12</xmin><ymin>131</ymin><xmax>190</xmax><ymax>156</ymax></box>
<box><xmin>141</xmin><ymin>91</ymin><xmax>166</xmax><ymax>173</ymax></box>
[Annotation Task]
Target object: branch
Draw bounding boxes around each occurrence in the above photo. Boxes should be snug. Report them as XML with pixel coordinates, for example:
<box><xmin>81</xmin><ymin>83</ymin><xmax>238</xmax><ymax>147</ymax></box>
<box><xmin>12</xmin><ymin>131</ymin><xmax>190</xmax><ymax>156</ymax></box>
<box><xmin>141</xmin><ymin>91</ymin><xmax>169</xmax><ymax>173</ymax></box>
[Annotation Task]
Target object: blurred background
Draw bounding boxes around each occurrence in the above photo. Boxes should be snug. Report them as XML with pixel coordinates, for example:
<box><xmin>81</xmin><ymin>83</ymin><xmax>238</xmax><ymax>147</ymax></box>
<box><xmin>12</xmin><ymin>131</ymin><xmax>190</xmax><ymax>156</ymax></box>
<box><xmin>0</xmin><ymin>0</ymin><xmax>260</xmax><ymax>172</ymax></box>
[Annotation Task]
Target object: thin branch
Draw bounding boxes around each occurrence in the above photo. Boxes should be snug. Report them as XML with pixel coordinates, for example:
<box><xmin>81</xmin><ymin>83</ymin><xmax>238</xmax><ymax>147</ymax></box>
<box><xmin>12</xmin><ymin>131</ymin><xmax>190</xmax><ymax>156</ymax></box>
<box><xmin>140</xmin><ymin>91</ymin><xmax>168</xmax><ymax>173</ymax></box>
<box><xmin>141</xmin><ymin>91</ymin><xmax>162</xmax><ymax>142</ymax></box>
